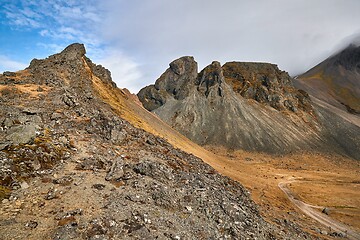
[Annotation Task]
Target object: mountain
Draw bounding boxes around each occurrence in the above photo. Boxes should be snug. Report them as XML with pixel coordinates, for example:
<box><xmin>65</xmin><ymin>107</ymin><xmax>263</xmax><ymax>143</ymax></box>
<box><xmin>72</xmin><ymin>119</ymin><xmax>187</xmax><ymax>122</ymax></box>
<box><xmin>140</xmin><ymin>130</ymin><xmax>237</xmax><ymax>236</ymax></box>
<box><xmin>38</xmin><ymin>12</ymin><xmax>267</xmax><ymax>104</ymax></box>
<box><xmin>138</xmin><ymin>57</ymin><xmax>360</xmax><ymax>159</ymax></box>
<box><xmin>295</xmin><ymin>44</ymin><xmax>360</xmax><ymax>114</ymax></box>
<box><xmin>0</xmin><ymin>44</ymin><xmax>312</xmax><ymax>239</ymax></box>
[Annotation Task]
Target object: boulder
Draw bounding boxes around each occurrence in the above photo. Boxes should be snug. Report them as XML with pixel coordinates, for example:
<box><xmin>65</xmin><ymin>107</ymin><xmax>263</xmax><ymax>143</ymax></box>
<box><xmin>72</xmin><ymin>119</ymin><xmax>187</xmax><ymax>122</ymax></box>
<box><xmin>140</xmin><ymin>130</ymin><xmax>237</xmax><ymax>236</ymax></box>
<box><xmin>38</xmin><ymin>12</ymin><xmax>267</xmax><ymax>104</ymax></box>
<box><xmin>5</xmin><ymin>124</ymin><xmax>38</xmax><ymax>145</ymax></box>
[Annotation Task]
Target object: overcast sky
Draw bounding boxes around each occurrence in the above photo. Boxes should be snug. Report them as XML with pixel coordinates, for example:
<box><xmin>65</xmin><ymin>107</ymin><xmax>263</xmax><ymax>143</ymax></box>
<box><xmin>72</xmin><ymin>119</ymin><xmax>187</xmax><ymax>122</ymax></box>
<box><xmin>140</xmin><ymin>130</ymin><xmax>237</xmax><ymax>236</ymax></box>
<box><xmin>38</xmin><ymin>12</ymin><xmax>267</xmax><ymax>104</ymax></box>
<box><xmin>1</xmin><ymin>0</ymin><xmax>360</xmax><ymax>93</ymax></box>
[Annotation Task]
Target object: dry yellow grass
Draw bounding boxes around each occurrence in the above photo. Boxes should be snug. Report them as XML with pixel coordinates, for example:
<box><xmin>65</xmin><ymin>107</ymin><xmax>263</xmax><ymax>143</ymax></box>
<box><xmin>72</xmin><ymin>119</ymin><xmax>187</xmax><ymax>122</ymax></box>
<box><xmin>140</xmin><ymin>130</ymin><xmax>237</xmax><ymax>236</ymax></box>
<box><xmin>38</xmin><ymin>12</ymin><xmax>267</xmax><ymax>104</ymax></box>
<box><xmin>0</xmin><ymin>84</ymin><xmax>51</xmax><ymax>98</ymax></box>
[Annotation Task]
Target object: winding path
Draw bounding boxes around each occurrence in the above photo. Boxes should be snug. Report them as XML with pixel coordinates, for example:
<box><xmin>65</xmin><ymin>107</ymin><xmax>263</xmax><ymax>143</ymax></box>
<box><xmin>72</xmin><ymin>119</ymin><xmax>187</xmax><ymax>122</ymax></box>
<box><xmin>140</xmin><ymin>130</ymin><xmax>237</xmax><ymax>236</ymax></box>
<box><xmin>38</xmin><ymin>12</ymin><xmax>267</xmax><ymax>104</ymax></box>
<box><xmin>278</xmin><ymin>179</ymin><xmax>360</xmax><ymax>240</ymax></box>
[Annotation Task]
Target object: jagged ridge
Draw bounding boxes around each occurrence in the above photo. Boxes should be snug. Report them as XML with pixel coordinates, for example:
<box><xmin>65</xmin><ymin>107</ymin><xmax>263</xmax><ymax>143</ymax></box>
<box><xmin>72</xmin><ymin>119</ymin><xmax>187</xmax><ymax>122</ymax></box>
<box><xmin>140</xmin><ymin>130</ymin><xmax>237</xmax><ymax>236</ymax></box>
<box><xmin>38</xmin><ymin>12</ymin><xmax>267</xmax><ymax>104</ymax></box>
<box><xmin>138</xmin><ymin>56</ymin><xmax>360</xmax><ymax>159</ymax></box>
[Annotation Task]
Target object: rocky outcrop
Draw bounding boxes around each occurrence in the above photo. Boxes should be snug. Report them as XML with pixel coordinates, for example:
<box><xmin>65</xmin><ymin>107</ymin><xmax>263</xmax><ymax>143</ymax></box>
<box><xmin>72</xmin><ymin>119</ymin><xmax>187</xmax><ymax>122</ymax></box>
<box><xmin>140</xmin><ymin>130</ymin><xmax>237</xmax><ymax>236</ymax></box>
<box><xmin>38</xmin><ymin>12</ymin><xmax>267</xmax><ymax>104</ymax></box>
<box><xmin>138</xmin><ymin>57</ymin><xmax>360</xmax><ymax>159</ymax></box>
<box><xmin>223</xmin><ymin>62</ymin><xmax>313</xmax><ymax>113</ymax></box>
<box><xmin>0</xmin><ymin>44</ymin><xmax>310</xmax><ymax>239</ymax></box>
<box><xmin>138</xmin><ymin>56</ymin><xmax>197</xmax><ymax>111</ymax></box>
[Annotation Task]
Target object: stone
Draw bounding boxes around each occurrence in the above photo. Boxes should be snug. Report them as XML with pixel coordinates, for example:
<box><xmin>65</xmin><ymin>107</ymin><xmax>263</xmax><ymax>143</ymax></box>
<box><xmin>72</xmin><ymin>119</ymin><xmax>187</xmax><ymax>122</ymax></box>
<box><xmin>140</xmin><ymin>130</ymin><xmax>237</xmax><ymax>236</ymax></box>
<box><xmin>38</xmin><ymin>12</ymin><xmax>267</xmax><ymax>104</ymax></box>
<box><xmin>55</xmin><ymin>209</ymin><xmax>83</xmax><ymax>220</ymax></box>
<box><xmin>92</xmin><ymin>184</ymin><xmax>106</xmax><ymax>190</ymax></box>
<box><xmin>44</xmin><ymin>188</ymin><xmax>58</xmax><ymax>200</ymax></box>
<box><xmin>53</xmin><ymin>176</ymin><xmax>73</xmax><ymax>186</ymax></box>
<box><xmin>322</xmin><ymin>207</ymin><xmax>330</xmax><ymax>215</ymax></box>
<box><xmin>110</xmin><ymin>129</ymin><xmax>126</xmax><ymax>144</ymax></box>
<box><xmin>20</xmin><ymin>181</ymin><xmax>29</xmax><ymax>189</ymax></box>
<box><xmin>3</xmin><ymin>71</ymin><xmax>16</xmax><ymax>77</ymax></box>
<box><xmin>6</xmin><ymin>124</ymin><xmax>38</xmax><ymax>145</ymax></box>
<box><xmin>25</xmin><ymin>220</ymin><xmax>38</xmax><ymax>229</ymax></box>
<box><xmin>3</xmin><ymin>118</ymin><xmax>13</xmax><ymax>128</ymax></box>
<box><xmin>105</xmin><ymin>158</ymin><xmax>124</xmax><ymax>181</ymax></box>
<box><xmin>51</xmin><ymin>112</ymin><xmax>63</xmax><ymax>120</ymax></box>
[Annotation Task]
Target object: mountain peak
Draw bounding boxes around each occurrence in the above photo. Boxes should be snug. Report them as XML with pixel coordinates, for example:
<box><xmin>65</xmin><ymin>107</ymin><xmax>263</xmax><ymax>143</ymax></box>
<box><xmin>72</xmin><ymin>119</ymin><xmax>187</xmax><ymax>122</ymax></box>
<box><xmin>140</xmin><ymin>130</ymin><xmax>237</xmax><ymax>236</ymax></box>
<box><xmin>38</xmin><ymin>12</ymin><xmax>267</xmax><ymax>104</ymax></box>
<box><xmin>60</xmin><ymin>43</ymin><xmax>86</xmax><ymax>60</ymax></box>
<box><xmin>297</xmin><ymin>43</ymin><xmax>360</xmax><ymax>113</ymax></box>
<box><xmin>169</xmin><ymin>56</ymin><xmax>196</xmax><ymax>75</ymax></box>
<box><xmin>332</xmin><ymin>44</ymin><xmax>360</xmax><ymax>70</ymax></box>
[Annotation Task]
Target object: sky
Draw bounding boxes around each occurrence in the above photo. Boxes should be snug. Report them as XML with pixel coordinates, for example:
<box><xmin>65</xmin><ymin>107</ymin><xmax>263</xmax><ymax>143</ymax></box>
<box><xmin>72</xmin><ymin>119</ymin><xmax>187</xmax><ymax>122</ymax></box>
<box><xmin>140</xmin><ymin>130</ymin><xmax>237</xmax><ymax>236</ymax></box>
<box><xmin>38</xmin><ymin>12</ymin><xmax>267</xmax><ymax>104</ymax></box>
<box><xmin>1</xmin><ymin>0</ymin><xmax>360</xmax><ymax>93</ymax></box>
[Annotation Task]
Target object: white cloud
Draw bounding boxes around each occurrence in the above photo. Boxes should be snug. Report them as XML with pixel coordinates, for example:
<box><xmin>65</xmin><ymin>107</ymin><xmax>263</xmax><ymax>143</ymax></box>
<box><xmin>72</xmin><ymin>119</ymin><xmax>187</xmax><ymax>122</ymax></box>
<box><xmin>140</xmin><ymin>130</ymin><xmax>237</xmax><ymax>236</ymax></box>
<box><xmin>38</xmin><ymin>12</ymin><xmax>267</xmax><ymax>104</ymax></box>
<box><xmin>100</xmin><ymin>0</ymin><xmax>360</xmax><ymax>86</ymax></box>
<box><xmin>94</xmin><ymin>49</ymin><xmax>143</xmax><ymax>93</ymax></box>
<box><xmin>3</xmin><ymin>0</ymin><xmax>360</xmax><ymax>94</ymax></box>
<box><xmin>0</xmin><ymin>55</ymin><xmax>27</xmax><ymax>72</ymax></box>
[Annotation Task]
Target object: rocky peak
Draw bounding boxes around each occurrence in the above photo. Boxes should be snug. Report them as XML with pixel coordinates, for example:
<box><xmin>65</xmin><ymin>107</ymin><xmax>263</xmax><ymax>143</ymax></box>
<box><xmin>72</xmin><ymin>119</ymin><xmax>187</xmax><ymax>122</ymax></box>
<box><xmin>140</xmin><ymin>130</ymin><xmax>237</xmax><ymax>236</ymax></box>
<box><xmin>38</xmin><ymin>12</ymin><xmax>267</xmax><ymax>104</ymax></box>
<box><xmin>154</xmin><ymin>56</ymin><xmax>198</xmax><ymax>92</ymax></box>
<box><xmin>1</xmin><ymin>43</ymin><xmax>117</xmax><ymax>90</ymax></box>
<box><xmin>332</xmin><ymin>44</ymin><xmax>360</xmax><ymax>70</ymax></box>
<box><xmin>139</xmin><ymin>57</ymin><xmax>313</xmax><ymax>114</ymax></box>
<box><xmin>169</xmin><ymin>56</ymin><xmax>197</xmax><ymax>75</ymax></box>
<box><xmin>28</xmin><ymin>43</ymin><xmax>86</xmax><ymax>70</ymax></box>
<box><xmin>196</xmin><ymin>61</ymin><xmax>224</xmax><ymax>97</ymax></box>
<box><xmin>137</xmin><ymin>56</ymin><xmax>198</xmax><ymax>111</ymax></box>
<box><xmin>59</xmin><ymin>43</ymin><xmax>86</xmax><ymax>61</ymax></box>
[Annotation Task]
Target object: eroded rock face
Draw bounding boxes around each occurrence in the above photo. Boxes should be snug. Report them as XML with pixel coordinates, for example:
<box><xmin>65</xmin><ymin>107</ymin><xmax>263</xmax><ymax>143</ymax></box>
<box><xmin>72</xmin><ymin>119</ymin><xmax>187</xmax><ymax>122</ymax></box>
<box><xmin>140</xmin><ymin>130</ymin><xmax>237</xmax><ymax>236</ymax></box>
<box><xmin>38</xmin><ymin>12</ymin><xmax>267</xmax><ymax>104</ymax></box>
<box><xmin>196</xmin><ymin>61</ymin><xmax>224</xmax><ymax>98</ymax></box>
<box><xmin>138</xmin><ymin>57</ymin><xmax>360</xmax><ymax>158</ymax></box>
<box><xmin>222</xmin><ymin>62</ymin><xmax>313</xmax><ymax>113</ymax></box>
<box><xmin>138</xmin><ymin>56</ymin><xmax>198</xmax><ymax>111</ymax></box>
<box><xmin>138</xmin><ymin>57</ymin><xmax>320</xmax><ymax>153</ymax></box>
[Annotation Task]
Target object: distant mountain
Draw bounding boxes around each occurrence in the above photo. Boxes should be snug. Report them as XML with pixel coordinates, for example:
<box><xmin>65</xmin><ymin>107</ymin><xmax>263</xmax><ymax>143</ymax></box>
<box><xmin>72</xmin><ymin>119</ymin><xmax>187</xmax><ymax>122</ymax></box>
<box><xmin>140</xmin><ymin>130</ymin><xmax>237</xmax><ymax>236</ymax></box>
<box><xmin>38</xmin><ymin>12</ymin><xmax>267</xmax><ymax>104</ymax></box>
<box><xmin>138</xmin><ymin>57</ymin><xmax>360</xmax><ymax>159</ymax></box>
<box><xmin>295</xmin><ymin>44</ymin><xmax>360</xmax><ymax>114</ymax></box>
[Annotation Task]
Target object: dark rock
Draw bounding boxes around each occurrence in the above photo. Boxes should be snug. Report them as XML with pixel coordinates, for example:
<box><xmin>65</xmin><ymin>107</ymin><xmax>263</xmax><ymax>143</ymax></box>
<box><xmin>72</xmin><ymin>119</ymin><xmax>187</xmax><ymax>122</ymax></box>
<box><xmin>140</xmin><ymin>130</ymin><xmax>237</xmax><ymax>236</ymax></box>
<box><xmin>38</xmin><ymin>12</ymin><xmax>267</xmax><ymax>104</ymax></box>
<box><xmin>86</xmin><ymin>219</ymin><xmax>108</xmax><ymax>238</ymax></box>
<box><xmin>3</xmin><ymin>71</ymin><xmax>16</xmax><ymax>77</ymax></box>
<box><xmin>196</xmin><ymin>61</ymin><xmax>224</xmax><ymax>97</ymax></box>
<box><xmin>25</xmin><ymin>220</ymin><xmax>38</xmax><ymax>229</ymax></box>
<box><xmin>322</xmin><ymin>207</ymin><xmax>330</xmax><ymax>215</ymax></box>
<box><xmin>63</xmin><ymin>94</ymin><xmax>77</xmax><ymax>107</ymax></box>
<box><xmin>92</xmin><ymin>184</ymin><xmax>106</xmax><ymax>190</ymax></box>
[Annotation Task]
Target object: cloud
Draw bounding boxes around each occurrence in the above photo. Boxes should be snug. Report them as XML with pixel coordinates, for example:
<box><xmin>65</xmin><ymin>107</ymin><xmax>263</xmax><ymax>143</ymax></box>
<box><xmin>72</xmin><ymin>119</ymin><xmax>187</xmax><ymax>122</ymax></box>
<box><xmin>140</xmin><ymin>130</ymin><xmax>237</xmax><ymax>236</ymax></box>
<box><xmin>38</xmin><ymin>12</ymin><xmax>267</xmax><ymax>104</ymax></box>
<box><xmin>2</xmin><ymin>0</ymin><xmax>102</xmax><ymax>47</ymax></box>
<box><xmin>2</xmin><ymin>0</ymin><xmax>360</xmax><ymax>93</ymax></box>
<box><xmin>93</xmin><ymin>49</ymin><xmax>143</xmax><ymax>93</ymax></box>
<box><xmin>100</xmin><ymin>0</ymin><xmax>360</xmax><ymax>84</ymax></box>
<box><xmin>0</xmin><ymin>55</ymin><xmax>27</xmax><ymax>72</ymax></box>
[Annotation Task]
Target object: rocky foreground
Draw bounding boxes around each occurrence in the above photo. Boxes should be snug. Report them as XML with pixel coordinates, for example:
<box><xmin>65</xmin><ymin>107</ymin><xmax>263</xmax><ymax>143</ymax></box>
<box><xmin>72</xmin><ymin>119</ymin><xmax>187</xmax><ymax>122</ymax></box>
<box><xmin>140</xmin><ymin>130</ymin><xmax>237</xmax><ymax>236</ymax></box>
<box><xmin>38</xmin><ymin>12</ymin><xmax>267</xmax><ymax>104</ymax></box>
<box><xmin>0</xmin><ymin>44</ymin><xmax>312</xmax><ymax>239</ymax></box>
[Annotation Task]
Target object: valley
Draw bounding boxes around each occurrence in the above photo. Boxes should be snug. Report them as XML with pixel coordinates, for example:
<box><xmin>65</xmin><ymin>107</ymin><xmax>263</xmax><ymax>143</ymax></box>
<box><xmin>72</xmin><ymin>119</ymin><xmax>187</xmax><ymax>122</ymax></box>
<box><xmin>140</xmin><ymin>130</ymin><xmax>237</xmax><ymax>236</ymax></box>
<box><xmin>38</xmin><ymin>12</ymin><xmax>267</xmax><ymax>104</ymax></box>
<box><xmin>200</xmin><ymin>147</ymin><xmax>360</xmax><ymax>239</ymax></box>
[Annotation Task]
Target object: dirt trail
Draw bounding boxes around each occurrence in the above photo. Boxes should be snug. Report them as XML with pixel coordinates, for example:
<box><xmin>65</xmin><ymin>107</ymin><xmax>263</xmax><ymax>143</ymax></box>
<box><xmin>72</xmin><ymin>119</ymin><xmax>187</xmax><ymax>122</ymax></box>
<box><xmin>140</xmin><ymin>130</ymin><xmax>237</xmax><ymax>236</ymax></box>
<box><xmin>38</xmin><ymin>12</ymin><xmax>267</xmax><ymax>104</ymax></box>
<box><xmin>279</xmin><ymin>178</ymin><xmax>360</xmax><ymax>240</ymax></box>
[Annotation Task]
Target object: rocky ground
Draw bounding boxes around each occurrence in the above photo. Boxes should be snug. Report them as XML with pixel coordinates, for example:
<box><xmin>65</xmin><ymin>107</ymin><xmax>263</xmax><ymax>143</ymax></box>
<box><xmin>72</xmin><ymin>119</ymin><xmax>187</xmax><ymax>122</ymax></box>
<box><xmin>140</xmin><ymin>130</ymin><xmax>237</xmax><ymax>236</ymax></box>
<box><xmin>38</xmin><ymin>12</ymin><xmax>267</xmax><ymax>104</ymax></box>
<box><xmin>0</xmin><ymin>44</ymin><xmax>314</xmax><ymax>239</ymax></box>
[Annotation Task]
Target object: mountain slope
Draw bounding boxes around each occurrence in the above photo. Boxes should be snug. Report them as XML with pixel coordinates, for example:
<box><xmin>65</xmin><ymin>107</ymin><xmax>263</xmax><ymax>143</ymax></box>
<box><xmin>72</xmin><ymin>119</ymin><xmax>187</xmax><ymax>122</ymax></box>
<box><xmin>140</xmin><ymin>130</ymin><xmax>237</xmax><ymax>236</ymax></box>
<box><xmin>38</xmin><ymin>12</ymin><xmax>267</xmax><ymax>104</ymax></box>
<box><xmin>0</xmin><ymin>43</ymin><xmax>313</xmax><ymax>239</ymax></box>
<box><xmin>295</xmin><ymin>44</ymin><xmax>360</xmax><ymax>114</ymax></box>
<box><xmin>138</xmin><ymin>57</ymin><xmax>360</xmax><ymax>159</ymax></box>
